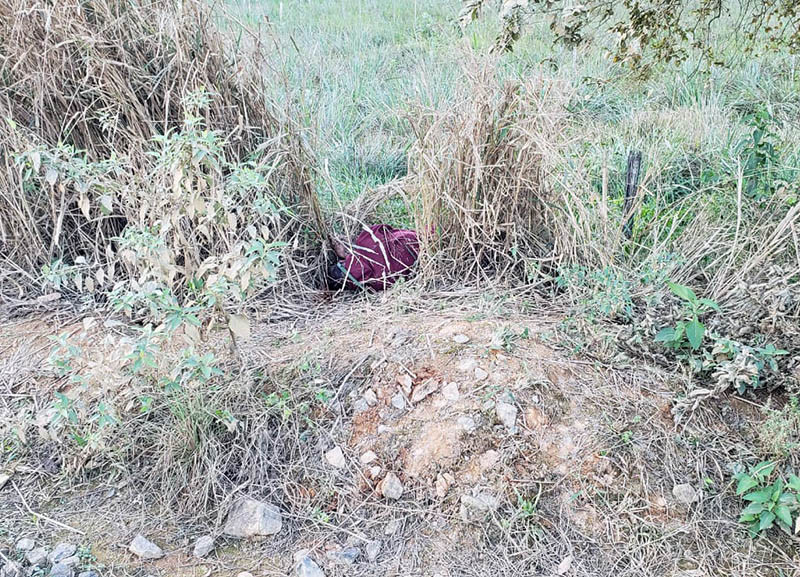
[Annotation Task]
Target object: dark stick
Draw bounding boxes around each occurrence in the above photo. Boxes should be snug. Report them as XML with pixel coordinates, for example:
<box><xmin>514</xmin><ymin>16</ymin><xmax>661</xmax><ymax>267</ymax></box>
<box><xmin>623</xmin><ymin>150</ymin><xmax>642</xmax><ymax>239</ymax></box>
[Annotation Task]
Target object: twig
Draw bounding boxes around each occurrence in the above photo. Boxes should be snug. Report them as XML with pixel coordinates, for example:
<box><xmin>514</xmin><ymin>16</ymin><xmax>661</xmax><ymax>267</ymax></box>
<box><xmin>11</xmin><ymin>480</ymin><xmax>85</xmax><ymax>535</ymax></box>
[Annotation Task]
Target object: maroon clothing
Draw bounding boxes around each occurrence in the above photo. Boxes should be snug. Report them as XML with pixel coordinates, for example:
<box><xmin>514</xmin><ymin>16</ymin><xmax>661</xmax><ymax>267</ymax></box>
<box><xmin>340</xmin><ymin>225</ymin><xmax>419</xmax><ymax>290</ymax></box>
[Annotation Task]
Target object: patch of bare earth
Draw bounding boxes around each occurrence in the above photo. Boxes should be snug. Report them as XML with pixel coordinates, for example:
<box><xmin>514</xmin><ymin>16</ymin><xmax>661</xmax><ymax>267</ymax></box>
<box><xmin>1</xmin><ymin>304</ymin><xmax>797</xmax><ymax>576</ymax></box>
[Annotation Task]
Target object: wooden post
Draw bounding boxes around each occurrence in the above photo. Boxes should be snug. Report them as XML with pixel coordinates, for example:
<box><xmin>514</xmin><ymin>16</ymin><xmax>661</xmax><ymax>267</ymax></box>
<box><xmin>623</xmin><ymin>150</ymin><xmax>642</xmax><ymax>239</ymax></box>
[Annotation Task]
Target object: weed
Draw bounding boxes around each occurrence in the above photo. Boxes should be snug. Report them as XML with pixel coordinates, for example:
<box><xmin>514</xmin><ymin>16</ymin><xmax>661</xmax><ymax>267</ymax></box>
<box><xmin>655</xmin><ymin>281</ymin><xmax>719</xmax><ymax>351</ymax></box>
<box><xmin>735</xmin><ymin>461</ymin><xmax>800</xmax><ymax>537</ymax></box>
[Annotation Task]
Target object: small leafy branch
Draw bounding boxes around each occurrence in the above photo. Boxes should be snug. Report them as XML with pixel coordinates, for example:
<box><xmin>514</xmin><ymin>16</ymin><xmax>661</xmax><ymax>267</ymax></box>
<box><xmin>655</xmin><ymin>281</ymin><xmax>719</xmax><ymax>350</ymax></box>
<box><xmin>735</xmin><ymin>461</ymin><xmax>800</xmax><ymax>537</ymax></box>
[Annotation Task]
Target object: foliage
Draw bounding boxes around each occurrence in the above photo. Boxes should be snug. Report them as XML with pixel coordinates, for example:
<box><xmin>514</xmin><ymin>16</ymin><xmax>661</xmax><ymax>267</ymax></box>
<box><xmin>655</xmin><ymin>282</ymin><xmax>719</xmax><ymax>350</ymax></box>
<box><xmin>459</xmin><ymin>0</ymin><xmax>800</xmax><ymax>71</ymax></box>
<box><xmin>735</xmin><ymin>461</ymin><xmax>800</xmax><ymax>537</ymax></box>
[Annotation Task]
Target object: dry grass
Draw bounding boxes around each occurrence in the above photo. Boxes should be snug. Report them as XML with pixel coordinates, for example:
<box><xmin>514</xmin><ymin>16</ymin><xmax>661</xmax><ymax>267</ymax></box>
<box><xmin>0</xmin><ymin>0</ymin><xmax>325</xmax><ymax>303</ymax></box>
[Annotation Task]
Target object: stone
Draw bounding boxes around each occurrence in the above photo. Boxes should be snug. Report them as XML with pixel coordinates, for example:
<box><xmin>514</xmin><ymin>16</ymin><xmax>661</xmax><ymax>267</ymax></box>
<box><xmin>48</xmin><ymin>563</ymin><xmax>74</xmax><ymax>577</ymax></box>
<box><xmin>457</xmin><ymin>415</ymin><xmax>477</xmax><ymax>433</ymax></box>
<box><xmin>325</xmin><ymin>547</ymin><xmax>360</xmax><ymax>565</ymax></box>
<box><xmin>390</xmin><ymin>393</ymin><xmax>406</xmax><ymax>410</ymax></box>
<box><xmin>411</xmin><ymin>380</ymin><xmax>438</xmax><ymax>403</ymax></box>
<box><xmin>479</xmin><ymin>450</ymin><xmax>499</xmax><ymax>471</ymax></box>
<box><xmin>59</xmin><ymin>557</ymin><xmax>80</xmax><ymax>567</ymax></box>
<box><xmin>380</xmin><ymin>472</ymin><xmax>404</xmax><ymax>500</ymax></box>
<box><xmin>237</xmin><ymin>573</ymin><xmax>255</xmax><ymax>577</ymax></box>
<box><xmin>458</xmin><ymin>358</ymin><xmax>477</xmax><ymax>372</ymax></box>
<box><xmin>366</xmin><ymin>540</ymin><xmax>382</xmax><ymax>562</ymax></box>
<box><xmin>396</xmin><ymin>374</ymin><xmax>413</xmax><ymax>394</ymax></box>
<box><xmin>435</xmin><ymin>472</ymin><xmax>455</xmax><ymax>498</ymax></box>
<box><xmin>452</xmin><ymin>334</ymin><xmax>470</xmax><ymax>344</ymax></box>
<box><xmin>360</xmin><ymin>450</ymin><xmax>378</xmax><ymax>464</ymax></box>
<box><xmin>352</xmin><ymin>398</ymin><xmax>369</xmax><ymax>414</ymax></box>
<box><xmin>49</xmin><ymin>543</ymin><xmax>77</xmax><ymax>565</ymax></box>
<box><xmin>26</xmin><ymin>548</ymin><xmax>48</xmax><ymax>567</ymax></box>
<box><xmin>15</xmin><ymin>538</ymin><xmax>35</xmax><ymax>552</ymax></box>
<box><xmin>296</xmin><ymin>556</ymin><xmax>325</xmax><ymax>577</ymax></box>
<box><xmin>474</xmin><ymin>367</ymin><xmax>489</xmax><ymax>381</ymax></box>
<box><xmin>1</xmin><ymin>562</ymin><xmax>22</xmax><ymax>577</ymax></box>
<box><xmin>325</xmin><ymin>446</ymin><xmax>346</xmax><ymax>468</ymax></box>
<box><xmin>672</xmin><ymin>483</ymin><xmax>698</xmax><ymax>505</ymax></box>
<box><xmin>223</xmin><ymin>497</ymin><xmax>283</xmax><ymax>538</ymax></box>
<box><xmin>128</xmin><ymin>535</ymin><xmax>164</xmax><ymax>560</ymax></box>
<box><xmin>193</xmin><ymin>535</ymin><xmax>215</xmax><ymax>558</ymax></box>
<box><xmin>496</xmin><ymin>401</ymin><xmax>518</xmax><ymax>430</ymax></box>
<box><xmin>459</xmin><ymin>490</ymin><xmax>500</xmax><ymax>523</ymax></box>
<box><xmin>363</xmin><ymin>389</ymin><xmax>378</xmax><ymax>406</ymax></box>
<box><xmin>78</xmin><ymin>572</ymin><xmax>100</xmax><ymax>577</ymax></box>
<box><xmin>441</xmin><ymin>382</ymin><xmax>460</xmax><ymax>401</ymax></box>
<box><xmin>368</xmin><ymin>465</ymin><xmax>382</xmax><ymax>479</ymax></box>
<box><xmin>384</xmin><ymin>519</ymin><xmax>401</xmax><ymax>535</ymax></box>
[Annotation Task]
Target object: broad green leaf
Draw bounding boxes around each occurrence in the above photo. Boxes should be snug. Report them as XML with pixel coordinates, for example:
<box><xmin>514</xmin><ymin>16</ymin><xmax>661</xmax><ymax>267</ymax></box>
<box><xmin>736</xmin><ymin>475</ymin><xmax>758</xmax><ymax>495</ymax></box>
<box><xmin>787</xmin><ymin>474</ymin><xmax>800</xmax><ymax>492</ymax></box>
<box><xmin>668</xmin><ymin>281</ymin><xmax>697</xmax><ymax>303</ymax></box>
<box><xmin>758</xmin><ymin>510</ymin><xmax>775</xmax><ymax>532</ymax></box>
<box><xmin>655</xmin><ymin>327</ymin><xmax>676</xmax><ymax>342</ymax></box>
<box><xmin>752</xmin><ymin>461</ymin><xmax>776</xmax><ymax>480</ymax></box>
<box><xmin>774</xmin><ymin>505</ymin><xmax>793</xmax><ymax>528</ymax></box>
<box><xmin>686</xmin><ymin>320</ymin><xmax>705</xmax><ymax>350</ymax></box>
<box><xmin>743</xmin><ymin>488</ymin><xmax>773</xmax><ymax>503</ymax></box>
<box><xmin>740</xmin><ymin>502</ymin><xmax>766</xmax><ymax>516</ymax></box>
<box><xmin>779</xmin><ymin>492</ymin><xmax>797</xmax><ymax>505</ymax></box>
<box><xmin>698</xmin><ymin>298</ymin><xmax>720</xmax><ymax>312</ymax></box>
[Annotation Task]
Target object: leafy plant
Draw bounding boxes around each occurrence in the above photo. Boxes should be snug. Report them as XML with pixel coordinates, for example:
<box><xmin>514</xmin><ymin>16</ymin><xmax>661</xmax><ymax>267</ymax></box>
<box><xmin>655</xmin><ymin>281</ymin><xmax>719</xmax><ymax>350</ymax></box>
<box><xmin>735</xmin><ymin>461</ymin><xmax>800</xmax><ymax>537</ymax></box>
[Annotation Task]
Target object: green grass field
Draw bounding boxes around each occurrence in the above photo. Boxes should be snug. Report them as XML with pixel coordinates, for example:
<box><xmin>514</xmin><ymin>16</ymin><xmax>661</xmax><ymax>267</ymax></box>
<box><xmin>227</xmin><ymin>0</ymin><xmax>800</xmax><ymax>219</ymax></box>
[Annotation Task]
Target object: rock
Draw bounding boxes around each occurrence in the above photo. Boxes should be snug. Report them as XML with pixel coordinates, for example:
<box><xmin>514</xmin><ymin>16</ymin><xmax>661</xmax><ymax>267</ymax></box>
<box><xmin>457</xmin><ymin>415</ymin><xmax>477</xmax><ymax>433</ymax></box>
<box><xmin>236</xmin><ymin>573</ymin><xmax>254</xmax><ymax>577</ymax></box>
<box><xmin>524</xmin><ymin>405</ymin><xmax>547</xmax><ymax>428</ymax></box>
<box><xmin>352</xmin><ymin>398</ymin><xmax>369</xmax><ymax>414</ymax></box>
<box><xmin>411</xmin><ymin>380</ymin><xmax>438</xmax><ymax>403</ymax></box>
<box><xmin>380</xmin><ymin>472</ymin><xmax>404</xmax><ymax>500</ymax></box>
<box><xmin>59</xmin><ymin>556</ymin><xmax>80</xmax><ymax>567</ymax></box>
<box><xmin>325</xmin><ymin>446</ymin><xmax>346</xmax><ymax>468</ymax></box>
<box><xmin>363</xmin><ymin>389</ymin><xmax>377</xmax><ymax>406</ymax></box>
<box><xmin>452</xmin><ymin>334</ymin><xmax>470</xmax><ymax>344</ymax></box>
<box><xmin>435</xmin><ymin>472</ymin><xmax>455</xmax><ymax>498</ymax></box>
<box><xmin>223</xmin><ymin>497</ymin><xmax>283</xmax><ymax>538</ymax></box>
<box><xmin>193</xmin><ymin>535</ymin><xmax>215</xmax><ymax>558</ymax></box>
<box><xmin>672</xmin><ymin>483</ymin><xmax>698</xmax><ymax>505</ymax></box>
<box><xmin>326</xmin><ymin>547</ymin><xmax>360</xmax><ymax>565</ymax></box>
<box><xmin>15</xmin><ymin>538</ymin><xmax>35</xmax><ymax>552</ymax></box>
<box><xmin>49</xmin><ymin>544</ymin><xmax>77</xmax><ymax>564</ymax></box>
<box><xmin>459</xmin><ymin>490</ymin><xmax>500</xmax><ymax>523</ymax></box>
<box><xmin>48</xmin><ymin>563</ymin><xmax>74</xmax><ymax>577</ymax></box>
<box><xmin>128</xmin><ymin>535</ymin><xmax>164</xmax><ymax>560</ymax></box>
<box><xmin>26</xmin><ymin>548</ymin><xmax>48</xmax><ymax>567</ymax></box>
<box><xmin>457</xmin><ymin>358</ymin><xmax>477</xmax><ymax>372</ymax></box>
<box><xmin>557</xmin><ymin>555</ymin><xmax>573</xmax><ymax>575</ymax></box>
<box><xmin>384</xmin><ymin>519</ymin><xmax>401</xmax><ymax>535</ymax></box>
<box><xmin>368</xmin><ymin>465</ymin><xmax>382</xmax><ymax>479</ymax></box>
<box><xmin>390</xmin><ymin>393</ymin><xmax>406</xmax><ymax>410</ymax></box>
<box><xmin>1</xmin><ymin>562</ymin><xmax>22</xmax><ymax>577</ymax></box>
<box><xmin>366</xmin><ymin>540</ymin><xmax>382</xmax><ymax>562</ymax></box>
<box><xmin>360</xmin><ymin>450</ymin><xmax>378</xmax><ymax>464</ymax></box>
<box><xmin>78</xmin><ymin>572</ymin><xmax>100</xmax><ymax>577</ymax></box>
<box><xmin>496</xmin><ymin>401</ymin><xmax>518</xmax><ymax>430</ymax></box>
<box><xmin>296</xmin><ymin>556</ymin><xmax>325</xmax><ymax>577</ymax></box>
<box><xmin>479</xmin><ymin>450</ymin><xmax>499</xmax><ymax>471</ymax></box>
<box><xmin>474</xmin><ymin>367</ymin><xmax>489</xmax><ymax>381</ymax></box>
<box><xmin>441</xmin><ymin>382</ymin><xmax>460</xmax><ymax>401</ymax></box>
<box><xmin>396</xmin><ymin>374</ymin><xmax>413</xmax><ymax>394</ymax></box>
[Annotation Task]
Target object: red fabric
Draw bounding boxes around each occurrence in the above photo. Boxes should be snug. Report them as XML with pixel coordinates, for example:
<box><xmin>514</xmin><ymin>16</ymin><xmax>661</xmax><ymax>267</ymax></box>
<box><xmin>341</xmin><ymin>225</ymin><xmax>419</xmax><ymax>290</ymax></box>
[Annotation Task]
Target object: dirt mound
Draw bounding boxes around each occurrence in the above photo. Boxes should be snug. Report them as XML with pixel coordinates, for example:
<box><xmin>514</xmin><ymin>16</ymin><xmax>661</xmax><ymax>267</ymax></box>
<box><xmin>2</xmin><ymin>303</ymin><xmax>797</xmax><ymax>576</ymax></box>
